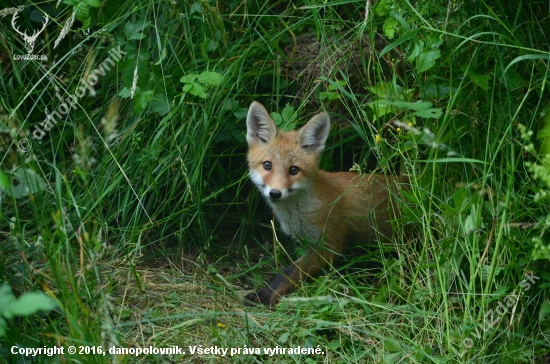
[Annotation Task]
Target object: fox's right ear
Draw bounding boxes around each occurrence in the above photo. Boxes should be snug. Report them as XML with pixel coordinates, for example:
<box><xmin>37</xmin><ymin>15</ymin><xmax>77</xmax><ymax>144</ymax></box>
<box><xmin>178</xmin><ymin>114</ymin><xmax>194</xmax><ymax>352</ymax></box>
<box><xmin>296</xmin><ymin>112</ymin><xmax>330</xmax><ymax>155</ymax></box>
<box><xmin>246</xmin><ymin>102</ymin><xmax>277</xmax><ymax>146</ymax></box>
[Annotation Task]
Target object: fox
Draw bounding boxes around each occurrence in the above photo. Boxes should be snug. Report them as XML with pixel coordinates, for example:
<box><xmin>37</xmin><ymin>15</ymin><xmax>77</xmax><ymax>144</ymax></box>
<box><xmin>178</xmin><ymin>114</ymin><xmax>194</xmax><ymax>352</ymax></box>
<box><xmin>244</xmin><ymin>101</ymin><xmax>406</xmax><ymax>306</ymax></box>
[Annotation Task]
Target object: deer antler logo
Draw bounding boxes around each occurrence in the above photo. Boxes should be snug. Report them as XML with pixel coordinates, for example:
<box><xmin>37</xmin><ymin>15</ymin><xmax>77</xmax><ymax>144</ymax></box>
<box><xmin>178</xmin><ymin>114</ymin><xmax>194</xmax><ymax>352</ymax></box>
<box><xmin>11</xmin><ymin>9</ymin><xmax>49</xmax><ymax>54</ymax></box>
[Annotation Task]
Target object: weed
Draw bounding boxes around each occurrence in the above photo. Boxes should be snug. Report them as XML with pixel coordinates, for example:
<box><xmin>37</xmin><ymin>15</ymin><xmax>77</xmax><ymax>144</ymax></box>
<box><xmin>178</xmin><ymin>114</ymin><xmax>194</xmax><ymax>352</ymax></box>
<box><xmin>0</xmin><ymin>0</ymin><xmax>549</xmax><ymax>363</ymax></box>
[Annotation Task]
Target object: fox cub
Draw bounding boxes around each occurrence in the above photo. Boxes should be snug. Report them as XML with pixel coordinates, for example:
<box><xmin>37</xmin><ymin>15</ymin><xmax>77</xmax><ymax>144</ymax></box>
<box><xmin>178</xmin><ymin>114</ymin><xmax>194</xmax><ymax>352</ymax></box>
<box><xmin>245</xmin><ymin>101</ymin><xmax>405</xmax><ymax>306</ymax></box>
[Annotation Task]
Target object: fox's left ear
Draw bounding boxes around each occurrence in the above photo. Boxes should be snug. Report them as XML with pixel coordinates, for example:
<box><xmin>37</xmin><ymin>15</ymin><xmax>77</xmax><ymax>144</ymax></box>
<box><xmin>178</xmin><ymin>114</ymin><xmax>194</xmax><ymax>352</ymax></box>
<box><xmin>296</xmin><ymin>112</ymin><xmax>330</xmax><ymax>154</ymax></box>
<box><xmin>246</xmin><ymin>102</ymin><xmax>277</xmax><ymax>147</ymax></box>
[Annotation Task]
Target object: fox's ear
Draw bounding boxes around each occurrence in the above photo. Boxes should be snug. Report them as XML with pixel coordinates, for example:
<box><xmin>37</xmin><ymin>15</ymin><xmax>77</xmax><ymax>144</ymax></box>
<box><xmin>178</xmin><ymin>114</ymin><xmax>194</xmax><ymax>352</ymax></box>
<box><xmin>296</xmin><ymin>112</ymin><xmax>330</xmax><ymax>154</ymax></box>
<box><xmin>246</xmin><ymin>102</ymin><xmax>277</xmax><ymax>146</ymax></box>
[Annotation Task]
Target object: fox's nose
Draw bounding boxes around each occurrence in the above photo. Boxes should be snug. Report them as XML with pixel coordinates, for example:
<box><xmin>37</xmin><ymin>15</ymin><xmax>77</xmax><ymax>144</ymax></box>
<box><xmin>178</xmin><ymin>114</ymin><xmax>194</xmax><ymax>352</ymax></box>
<box><xmin>269</xmin><ymin>189</ymin><xmax>282</xmax><ymax>200</ymax></box>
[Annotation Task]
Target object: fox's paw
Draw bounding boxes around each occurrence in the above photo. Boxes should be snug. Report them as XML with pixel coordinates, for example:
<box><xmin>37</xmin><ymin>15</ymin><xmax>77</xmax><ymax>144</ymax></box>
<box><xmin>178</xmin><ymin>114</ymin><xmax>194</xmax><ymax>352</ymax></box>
<box><xmin>244</xmin><ymin>287</ymin><xmax>279</xmax><ymax>307</ymax></box>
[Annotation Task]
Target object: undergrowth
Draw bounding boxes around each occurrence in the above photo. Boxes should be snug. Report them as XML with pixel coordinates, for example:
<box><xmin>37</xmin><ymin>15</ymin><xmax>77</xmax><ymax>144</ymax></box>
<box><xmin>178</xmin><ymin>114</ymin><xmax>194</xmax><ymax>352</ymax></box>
<box><xmin>0</xmin><ymin>0</ymin><xmax>549</xmax><ymax>363</ymax></box>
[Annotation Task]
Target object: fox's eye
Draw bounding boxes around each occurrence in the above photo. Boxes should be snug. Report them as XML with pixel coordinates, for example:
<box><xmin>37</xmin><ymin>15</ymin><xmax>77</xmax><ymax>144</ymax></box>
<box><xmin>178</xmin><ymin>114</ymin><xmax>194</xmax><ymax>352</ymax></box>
<box><xmin>289</xmin><ymin>166</ymin><xmax>300</xmax><ymax>175</ymax></box>
<box><xmin>263</xmin><ymin>161</ymin><xmax>272</xmax><ymax>171</ymax></box>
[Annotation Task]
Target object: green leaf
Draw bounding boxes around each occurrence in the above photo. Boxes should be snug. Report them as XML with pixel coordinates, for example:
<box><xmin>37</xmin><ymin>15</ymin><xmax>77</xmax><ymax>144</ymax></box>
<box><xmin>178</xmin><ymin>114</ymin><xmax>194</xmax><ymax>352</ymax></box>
<box><xmin>374</xmin><ymin>100</ymin><xmax>433</xmax><ymax>112</ymax></box>
<box><xmin>0</xmin><ymin>170</ymin><xmax>9</xmax><ymax>192</ymax></box>
<box><xmin>281</xmin><ymin>123</ymin><xmax>297</xmax><ymax>132</ymax></box>
<box><xmin>134</xmin><ymin>90</ymin><xmax>153</xmax><ymax>114</ymax></box>
<box><xmin>128</xmin><ymin>32</ymin><xmax>146</xmax><ymax>41</ymax></box>
<box><xmin>204</xmin><ymin>39</ymin><xmax>218</xmax><ymax>52</ymax></box>
<box><xmin>180</xmin><ymin>74</ymin><xmax>198</xmax><ymax>84</ymax></box>
<box><xmin>327</xmin><ymin>80</ymin><xmax>346</xmax><ymax>91</ymax></box>
<box><xmin>416</xmin><ymin>48</ymin><xmax>441</xmax><ymax>73</ymax></box>
<box><xmin>74</xmin><ymin>2</ymin><xmax>90</xmax><ymax>22</ymax></box>
<box><xmin>0</xmin><ymin>285</ymin><xmax>15</xmax><ymax>313</ymax></box>
<box><xmin>122</xmin><ymin>59</ymin><xmax>147</xmax><ymax>88</ymax></box>
<box><xmin>223</xmin><ymin>98</ymin><xmax>239</xmax><ymax>111</ymax></box>
<box><xmin>411</xmin><ymin>108</ymin><xmax>443</xmax><ymax>119</ymax></box>
<box><xmin>407</xmin><ymin>41</ymin><xmax>423</xmax><ymax>62</ymax></box>
<box><xmin>84</xmin><ymin>0</ymin><xmax>101</xmax><ymax>7</ymax></box>
<box><xmin>3</xmin><ymin>292</ymin><xmax>56</xmax><ymax>319</ymax></box>
<box><xmin>234</xmin><ymin>108</ymin><xmax>248</xmax><ymax>118</ymax></box>
<box><xmin>374</xmin><ymin>0</ymin><xmax>392</xmax><ymax>16</ymax></box>
<box><xmin>539</xmin><ymin>300</ymin><xmax>550</xmax><ymax>322</ymax></box>
<box><xmin>467</xmin><ymin>70</ymin><xmax>491</xmax><ymax>91</ymax></box>
<box><xmin>425</xmin><ymin>32</ymin><xmax>444</xmax><ymax>49</ymax></box>
<box><xmin>540</xmin><ymin>106</ymin><xmax>550</xmax><ymax>155</ymax></box>
<box><xmin>190</xmin><ymin>2</ymin><xmax>203</xmax><ymax>14</ymax></box>
<box><xmin>82</xmin><ymin>17</ymin><xmax>91</xmax><ymax>30</ymax></box>
<box><xmin>119</xmin><ymin>308</ymin><xmax>132</xmax><ymax>319</ymax></box>
<box><xmin>420</xmin><ymin>83</ymin><xmax>458</xmax><ymax>100</ymax></box>
<box><xmin>5</xmin><ymin>168</ymin><xmax>47</xmax><ymax>199</ymax></box>
<box><xmin>368</xmin><ymin>99</ymin><xmax>442</xmax><ymax>120</ymax></box>
<box><xmin>367</xmin><ymin>82</ymin><xmax>403</xmax><ymax>99</ymax></box>
<box><xmin>124</xmin><ymin>20</ymin><xmax>152</xmax><ymax>40</ymax></box>
<box><xmin>379</xmin><ymin>29</ymin><xmax>421</xmax><ymax>58</ymax></box>
<box><xmin>383</xmin><ymin>18</ymin><xmax>399</xmax><ymax>39</ymax></box>
<box><xmin>118</xmin><ymin>87</ymin><xmax>132</xmax><ymax>98</ymax></box>
<box><xmin>281</xmin><ymin>104</ymin><xmax>295</xmax><ymax>122</ymax></box>
<box><xmin>270</xmin><ymin>112</ymin><xmax>283</xmax><ymax>127</ymax></box>
<box><xmin>188</xmin><ymin>83</ymin><xmax>207</xmax><ymax>98</ymax></box>
<box><xmin>384</xmin><ymin>338</ymin><xmax>402</xmax><ymax>352</ymax></box>
<box><xmin>278</xmin><ymin>332</ymin><xmax>290</xmax><ymax>343</ymax></box>
<box><xmin>198</xmin><ymin>71</ymin><xmax>222</xmax><ymax>86</ymax></box>
<box><xmin>0</xmin><ymin>317</ymin><xmax>6</xmax><ymax>337</ymax></box>
<box><xmin>319</xmin><ymin>90</ymin><xmax>340</xmax><ymax>101</ymax></box>
<box><xmin>367</xmin><ymin>101</ymin><xmax>394</xmax><ymax>120</ymax></box>
<box><xmin>479</xmin><ymin>264</ymin><xmax>502</xmax><ymax>282</ymax></box>
<box><xmin>150</xmin><ymin>94</ymin><xmax>171</xmax><ymax>116</ymax></box>
<box><xmin>501</xmin><ymin>68</ymin><xmax>523</xmax><ymax>90</ymax></box>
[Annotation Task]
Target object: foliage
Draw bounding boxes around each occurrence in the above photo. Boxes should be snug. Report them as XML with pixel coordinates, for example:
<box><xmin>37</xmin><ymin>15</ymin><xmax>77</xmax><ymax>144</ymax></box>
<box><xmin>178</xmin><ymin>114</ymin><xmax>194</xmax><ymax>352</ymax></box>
<box><xmin>0</xmin><ymin>0</ymin><xmax>549</xmax><ymax>363</ymax></box>
<box><xmin>0</xmin><ymin>285</ymin><xmax>56</xmax><ymax>337</ymax></box>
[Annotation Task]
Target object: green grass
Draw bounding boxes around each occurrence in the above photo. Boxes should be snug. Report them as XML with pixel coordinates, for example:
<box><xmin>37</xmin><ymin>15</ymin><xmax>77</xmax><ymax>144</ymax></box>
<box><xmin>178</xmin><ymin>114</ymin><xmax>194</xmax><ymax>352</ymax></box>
<box><xmin>1</xmin><ymin>0</ymin><xmax>549</xmax><ymax>363</ymax></box>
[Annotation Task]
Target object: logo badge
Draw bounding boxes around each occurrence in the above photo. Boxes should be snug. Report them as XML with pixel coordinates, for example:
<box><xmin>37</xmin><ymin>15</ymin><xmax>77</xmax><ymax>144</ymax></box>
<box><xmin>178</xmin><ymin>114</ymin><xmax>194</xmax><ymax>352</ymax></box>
<box><xmin>11</xmin><ymin>8</ymin><xmax>48</xmax><ymax>54</ymax></box>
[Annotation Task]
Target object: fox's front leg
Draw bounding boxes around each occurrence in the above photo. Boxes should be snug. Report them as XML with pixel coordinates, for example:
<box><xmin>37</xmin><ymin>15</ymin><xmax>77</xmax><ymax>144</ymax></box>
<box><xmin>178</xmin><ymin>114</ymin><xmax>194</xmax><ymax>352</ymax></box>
<box><xmin>245</xmin><ymin>242</ymin><xmax>340</xmax><ymax>307</ymax></box>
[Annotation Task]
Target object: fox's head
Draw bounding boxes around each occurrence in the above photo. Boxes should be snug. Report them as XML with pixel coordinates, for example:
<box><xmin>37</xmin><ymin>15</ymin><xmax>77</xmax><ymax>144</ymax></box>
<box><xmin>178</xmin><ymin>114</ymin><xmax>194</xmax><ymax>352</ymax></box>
<box><xmin>246</xmin><ymin>102</ymin><xmax>330</xmax><ymax>203</ymax></box>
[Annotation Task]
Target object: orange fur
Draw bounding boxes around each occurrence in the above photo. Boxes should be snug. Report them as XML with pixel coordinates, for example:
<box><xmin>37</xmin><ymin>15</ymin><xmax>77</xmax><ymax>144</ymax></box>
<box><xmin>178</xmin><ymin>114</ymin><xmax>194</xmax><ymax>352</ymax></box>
<box><xmin>245</xmin><ymin>101</ymin><xmax>406</xmax><ymax>306</ymax></box>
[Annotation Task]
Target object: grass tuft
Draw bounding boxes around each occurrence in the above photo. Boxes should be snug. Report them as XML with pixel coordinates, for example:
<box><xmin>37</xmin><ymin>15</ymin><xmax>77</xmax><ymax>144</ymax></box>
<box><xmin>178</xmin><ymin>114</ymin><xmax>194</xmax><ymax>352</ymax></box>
<box><xmin>1</xmin><ymin>0</ymin><xmax>549</xmax><ymax>363</ymax></box>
